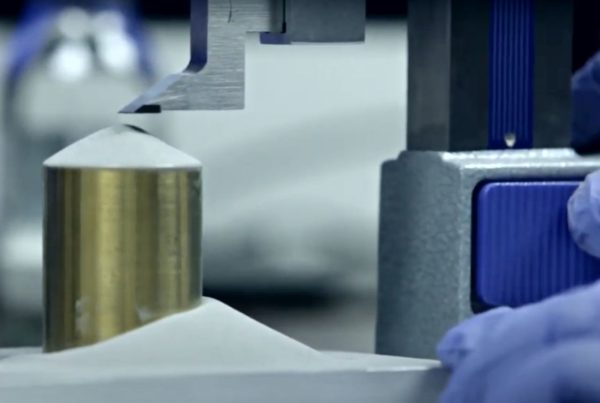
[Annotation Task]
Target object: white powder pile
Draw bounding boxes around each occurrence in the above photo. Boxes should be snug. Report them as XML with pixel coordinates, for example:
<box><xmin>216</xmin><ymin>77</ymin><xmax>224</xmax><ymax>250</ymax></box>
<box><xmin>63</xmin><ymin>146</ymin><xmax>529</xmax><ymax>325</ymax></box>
<box><xmin>0</xmin><ymin>298</ymin><xmax>437</xmax><ymax>388</ymax></box>
<box><xmin>44</xmin><ymin>124</ymin><xmax>201</xmax><ymax>169</ymax></box>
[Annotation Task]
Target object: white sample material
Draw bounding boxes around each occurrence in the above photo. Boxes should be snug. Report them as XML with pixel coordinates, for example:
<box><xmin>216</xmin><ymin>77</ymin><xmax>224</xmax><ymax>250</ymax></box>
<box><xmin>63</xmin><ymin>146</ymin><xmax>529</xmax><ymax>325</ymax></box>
<box><xmin>44</xmin><ymin>124</ymin><xmax>201</xmax><ymax>169</ymax></box>
<box><xmin>0</xmin><ymin>298</ymin><xmax>437</xmax><ymax>388</ymax></box>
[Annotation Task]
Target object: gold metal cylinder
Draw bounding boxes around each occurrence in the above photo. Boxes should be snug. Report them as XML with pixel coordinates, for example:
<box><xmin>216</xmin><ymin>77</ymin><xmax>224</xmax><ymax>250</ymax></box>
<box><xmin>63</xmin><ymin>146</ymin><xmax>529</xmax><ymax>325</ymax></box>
<box><xmin>43</xmin><ymin>167</ymin><xmax>201</xmax><ymax>352</ymax></box>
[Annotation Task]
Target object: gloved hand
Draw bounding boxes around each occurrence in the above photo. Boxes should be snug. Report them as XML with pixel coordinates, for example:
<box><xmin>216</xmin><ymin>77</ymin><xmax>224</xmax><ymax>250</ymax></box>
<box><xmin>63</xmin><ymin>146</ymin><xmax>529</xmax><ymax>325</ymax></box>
<box><xmin>568</xmin><ymin>170</ymin><xmax>600</xmax><ymax>259</ymax></box>
<box><xmin>436</xmin><ymin>281</ymin><xmax>600</xmax><ymax>403</ymax></box>
<box><xmin>436</xmin><ymin>37</ymin><xmax>600</xmax><ymax>403</ymax></box>
<box><xmin>572</xmin><ymin>50</ymin><xmax>600</xmax><ymax>154</ymax></box>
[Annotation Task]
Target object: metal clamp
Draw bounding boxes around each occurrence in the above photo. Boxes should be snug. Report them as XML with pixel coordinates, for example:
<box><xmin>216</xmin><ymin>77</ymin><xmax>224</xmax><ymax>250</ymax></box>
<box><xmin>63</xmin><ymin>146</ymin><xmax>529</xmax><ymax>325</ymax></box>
<box><xmin>121</xmin><ymin>0</ymin><xmax>365</xmax><ymax>113</ymax></box>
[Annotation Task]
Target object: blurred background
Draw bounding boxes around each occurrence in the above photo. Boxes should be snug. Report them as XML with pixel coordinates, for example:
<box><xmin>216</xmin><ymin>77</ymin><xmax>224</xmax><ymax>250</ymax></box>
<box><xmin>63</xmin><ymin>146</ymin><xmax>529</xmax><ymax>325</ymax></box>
<box><xmin>0</xmin><ymin>0</ymin><xmax>599</xmax><ymax>353</ymax></box>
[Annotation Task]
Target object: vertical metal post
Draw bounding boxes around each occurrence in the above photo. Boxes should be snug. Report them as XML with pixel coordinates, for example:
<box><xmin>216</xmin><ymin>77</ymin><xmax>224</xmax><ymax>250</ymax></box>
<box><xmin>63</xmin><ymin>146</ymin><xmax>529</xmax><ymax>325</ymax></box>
<box><xmin>406</xmin><ymin>0</ymin><xmax>572</xmax><ymax>151</ymax></box>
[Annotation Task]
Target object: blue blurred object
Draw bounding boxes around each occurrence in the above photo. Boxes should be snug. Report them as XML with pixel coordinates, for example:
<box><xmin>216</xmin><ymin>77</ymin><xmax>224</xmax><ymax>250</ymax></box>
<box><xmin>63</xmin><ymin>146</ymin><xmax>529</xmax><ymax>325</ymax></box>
<box><xmin>475</xmin><ymin>181</ymin><xmax>600</xmax><ymax>308</ymax></box>
<box><xmin>572</xmin><ymin>50</ymin><xmax>600</xmax><ymax>154</ymax></box>
<box><xmin>6</xmin><ymin>0</ymin><xmax>153</xmax><ymax>86</ymax></box>
<box><xmin>437</xmin><ymin>281</ymin><xmax>600</xmax><ymax>403</ymax></box>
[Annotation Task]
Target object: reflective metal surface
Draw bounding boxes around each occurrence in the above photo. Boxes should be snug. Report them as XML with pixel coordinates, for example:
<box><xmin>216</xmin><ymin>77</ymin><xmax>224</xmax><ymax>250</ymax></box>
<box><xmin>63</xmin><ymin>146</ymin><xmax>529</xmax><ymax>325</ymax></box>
<box><xmin>43</xmin><ymin>168</ymin><xmax>201</xmax><ymax>352</ymax></box>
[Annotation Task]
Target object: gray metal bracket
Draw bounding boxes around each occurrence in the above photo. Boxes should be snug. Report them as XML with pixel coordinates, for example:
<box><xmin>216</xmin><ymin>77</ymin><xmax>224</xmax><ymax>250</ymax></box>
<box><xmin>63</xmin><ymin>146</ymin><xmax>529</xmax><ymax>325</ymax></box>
<box><xmin>121</xmin><ymin>0</ymin><xmax>365</xmax><ymax>113</ymax></box>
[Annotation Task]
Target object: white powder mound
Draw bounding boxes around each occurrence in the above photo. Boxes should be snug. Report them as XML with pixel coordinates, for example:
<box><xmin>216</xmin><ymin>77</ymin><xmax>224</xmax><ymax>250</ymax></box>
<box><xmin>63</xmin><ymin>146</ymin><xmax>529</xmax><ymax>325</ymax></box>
<box><xmin>44</xmin><ymin>124</ymin><xmax>201</xmax><ymax>169</ymax></box>
<box><xmin>39</xmin><ymin>298</ymin><xmax>334</xmax><ymax>370</ymax></box>
<box><xmin>0</xmin><ymin>298</ymin><xmax>438</xmax><ymax>388</ymax></box>
<box><xmin>0</xmin><ymin>299</ymin><xmax>337</xmax><ymax>386</ymax></box>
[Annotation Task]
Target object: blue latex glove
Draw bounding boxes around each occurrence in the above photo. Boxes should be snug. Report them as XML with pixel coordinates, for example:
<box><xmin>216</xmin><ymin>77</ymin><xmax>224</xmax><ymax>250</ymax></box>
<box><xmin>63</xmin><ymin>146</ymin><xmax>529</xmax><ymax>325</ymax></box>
<box><xmin>572</xmin><ymin>50</ymin><xmax>600</xmax><ymax>154</ymax></box>
<box><xmin>437</xmin><ymin>281</ymin><xmax>600</xmax><ymax>403</ymax></box>
<box><xmin>568</xmin><ymin>171</ymin><xmax>600</xmax><ymax>258</ymax></box>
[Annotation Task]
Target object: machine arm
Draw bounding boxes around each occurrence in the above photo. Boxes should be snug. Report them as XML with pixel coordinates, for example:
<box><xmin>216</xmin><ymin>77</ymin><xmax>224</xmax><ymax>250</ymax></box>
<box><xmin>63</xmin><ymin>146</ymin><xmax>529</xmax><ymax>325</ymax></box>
<box><xmin>120</xmin><ymin>0</ymin><xmax>365</xmax><ymax>113</ymax></box>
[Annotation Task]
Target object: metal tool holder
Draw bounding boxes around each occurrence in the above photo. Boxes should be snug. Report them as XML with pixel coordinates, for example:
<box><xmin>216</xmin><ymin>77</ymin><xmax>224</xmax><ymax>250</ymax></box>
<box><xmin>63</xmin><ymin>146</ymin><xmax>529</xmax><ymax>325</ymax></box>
<box><xmin>121</xmin><ymin>0</ymin><xmax>366</xmax><ymax>113</ymax></box>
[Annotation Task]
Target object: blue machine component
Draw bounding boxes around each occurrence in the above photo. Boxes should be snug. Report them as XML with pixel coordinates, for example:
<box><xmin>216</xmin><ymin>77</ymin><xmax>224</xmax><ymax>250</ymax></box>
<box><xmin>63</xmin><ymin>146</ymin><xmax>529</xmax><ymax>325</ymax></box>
<box><xmin>474</xmin><ymin>181</ymin><xmax>600</xmax><ymax>308</ymax></box>
<box><xmin>488</xmin><ymin>0</ymin><xmax>534</xmax><ymax>149</ymax></box>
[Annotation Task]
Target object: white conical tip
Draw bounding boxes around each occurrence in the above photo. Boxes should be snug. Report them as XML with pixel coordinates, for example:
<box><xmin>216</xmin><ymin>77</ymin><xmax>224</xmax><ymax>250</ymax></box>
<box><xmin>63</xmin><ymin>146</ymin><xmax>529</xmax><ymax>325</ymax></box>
<box><xmin>44</xmin><ymin>125</ymin><xmax>201</xmax><ymax>169</ymax></box>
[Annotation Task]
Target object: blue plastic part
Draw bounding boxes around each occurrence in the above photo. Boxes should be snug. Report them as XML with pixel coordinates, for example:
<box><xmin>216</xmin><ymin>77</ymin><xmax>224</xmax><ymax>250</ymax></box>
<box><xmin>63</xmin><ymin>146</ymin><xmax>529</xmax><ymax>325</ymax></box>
<box><xmin>488</xmin><ymin>0</ymin><xmax>534</xmax><ymax>149</ymax></box>
<box><xmin>475</xmin><ymin>181</ymin><xmax>600</xmax><ymax>307</ymax></box>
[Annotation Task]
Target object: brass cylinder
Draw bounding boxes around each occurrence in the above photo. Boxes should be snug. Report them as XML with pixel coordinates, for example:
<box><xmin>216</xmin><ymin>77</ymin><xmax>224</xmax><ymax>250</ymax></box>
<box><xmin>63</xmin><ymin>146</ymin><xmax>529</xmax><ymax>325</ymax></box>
<box><xmin>43</xmin><ymin>167</ymin><xmax>201</xmax><ymax>352</ymax></box>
